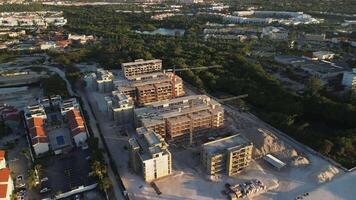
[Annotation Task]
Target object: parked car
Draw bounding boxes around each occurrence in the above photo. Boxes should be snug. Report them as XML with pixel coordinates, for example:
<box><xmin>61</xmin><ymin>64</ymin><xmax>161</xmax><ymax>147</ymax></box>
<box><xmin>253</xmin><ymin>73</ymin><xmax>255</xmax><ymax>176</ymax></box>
<box><xmin>16</xmin><ymin>175</ymin><xmax>23</xmax><ymax>182</ymax></box>
<box><xmin>40</xmin><ymin>187</ymin><xmax>52</xmax><ymax>194</ymax></box>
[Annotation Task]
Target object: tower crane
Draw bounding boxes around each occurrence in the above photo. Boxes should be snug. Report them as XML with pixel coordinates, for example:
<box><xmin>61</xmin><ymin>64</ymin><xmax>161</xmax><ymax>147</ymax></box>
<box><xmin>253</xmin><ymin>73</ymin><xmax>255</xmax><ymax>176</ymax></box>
<box><xmin>164</xmin><ymin>65</ymin><xmax>222</xmax><ymax>98</ymax></box>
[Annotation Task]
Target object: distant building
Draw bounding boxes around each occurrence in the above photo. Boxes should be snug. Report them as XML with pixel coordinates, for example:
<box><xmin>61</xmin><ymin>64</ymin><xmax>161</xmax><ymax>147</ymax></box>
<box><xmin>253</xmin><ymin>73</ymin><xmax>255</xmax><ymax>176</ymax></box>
<box><xmin>261</xmin><ymin>26</ymin><xmax>289</xmax><ymax>40</ymax></box>
<box><xmin>128</xmin><ymin>127</ymin><xmax>172</xmax><ymax>182</ymax></box>
<box><xmin>96</xmin><ymin>68</ymin><xmax>113</xmax><ymax>93</ymax></box>
<box><xmin>312</xmin><ymin>51</ymin><xmax>335</xmax><ymax>60</ymax></box>
<box><xmin>223</xmin><ymin>15</ymin><xmax>272</xmax><ymax>25</ymax></box>
<box><xmin>304</xmin><ymin>33</ymin><xmax>326</xmax><ymax>41</ymax></box>
<box><xmin>40</xmin><ymin>41</ymin><xmax>56</xmax><ymax>50</ymax></box>
<box><xmin>201</xmin><ymin>134</ymin><xmax>253</xmax><ymax>176</ymax></box>
<box><xmin>105</xmin><ymin>91</ymin><xmax>134</xmax><ymax>125</ymax></box>
<box><xmin>122</xmin><ymin>59</ymin><xmax>162</xmax><ymax>80</ymax></box>
<box><xmin>0</xmin><ymin>168</ymin><xmax>13</xmax><ymax>200</ymax></box>
<box><xmin>342</xmin><ymin>69</ymin><xmax>356</xmax><ymax>88</ymax></box>
<box><xmin>179</xmin><ymin>0</ymin><xmax>203</xmax><ymax>4</ymax></box>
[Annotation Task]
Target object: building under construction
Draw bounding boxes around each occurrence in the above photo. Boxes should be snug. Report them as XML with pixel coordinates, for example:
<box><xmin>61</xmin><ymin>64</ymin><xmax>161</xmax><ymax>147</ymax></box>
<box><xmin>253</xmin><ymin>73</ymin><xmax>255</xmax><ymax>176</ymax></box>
<box><xmin>122</xmin><ymin>59</ymin><xmax>162</xmax><ymax>80</ymax></box>
<box><xmin>105</xmin><ymin>91</ymin><xmax>134</xmax><ymax>125</ymax></box>
<box><xmin>116</xmin><ymin>72</ymin><xmax>184</xmax><ymax>106</ymax></box>
<box><xmin>128</xmin><ymin>127</ymin><xmax>172</xmax><ymax>182</ymax></box>
<box><xmin>134</xmin><ymin>95</ymin><xmax>224</xmax><ymax>144</ymax></box>
<box><xmin>201</xmin><ymin>134</ymin><xmax>253</xmax><ymax>176</ymax></box>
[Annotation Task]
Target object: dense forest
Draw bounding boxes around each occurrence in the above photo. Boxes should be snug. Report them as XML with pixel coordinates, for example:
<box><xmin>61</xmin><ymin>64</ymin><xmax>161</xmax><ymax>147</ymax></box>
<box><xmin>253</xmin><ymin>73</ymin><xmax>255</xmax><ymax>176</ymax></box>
<box><xmin>1</xmin><ymin>4</ymin><xmax>355</xmax><ymax>168</ymax></box>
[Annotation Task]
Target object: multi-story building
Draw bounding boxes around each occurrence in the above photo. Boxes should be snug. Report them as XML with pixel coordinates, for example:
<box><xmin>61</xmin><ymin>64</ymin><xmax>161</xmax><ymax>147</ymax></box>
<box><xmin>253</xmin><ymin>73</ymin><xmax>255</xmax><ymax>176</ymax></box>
<box><xmin>60</xmin><ymin>98</ymin><xmax>80</xmax><ymax>115</ymax></box>
<box><xmin>96</xmin><ymin>68</ymin><xmax>114</xmax><ymax>93</ymax></box>
<box><xmin>117</xmin><ymin>72</ymin><xmax>184</xmax><ymax>105</ymax></box>
<box><xmin>312</xmin><ymin>51</ymin><xmax>335</xmax><ymax>60</ymax></box>
<box><xmin>0</xmin><ymin>168</ymin><xmax>13</xmax><ymax>200</ymax></box>
<box><xmin>134</xmin><ymin>95</ymin><xmax>224</xmax><ymax>144</ymax></box>
<box><xmin>128</xmin><ymin>127</ymin><xmax>172</xmax><ymax>182</ymax></box>
<box><xmin>342</xmin><ymin>69</ymin><xmax>356</xmax><ymax>88</ymax></box>
<box><xmin>66</xmin><ymin>109</ymin><xmax>88</xmax><ymax>147</ymax></box>
<box><xmin>24</xmin><ymin>103</ymin><xmax>47</xmax><ymax>120</ymax></box>
<box><xmin>25</xmin><ymin>96</ymin><xmax>88</xmax><ymax>156</ymax></box>
<box><xmin>0</xmin><ymin>151</ymin><xmax>5</xmax><ymax>170</ymax></box>
<box><xmin>105</xmin><ymin>91</ymin><xmax>134</xmax><ymax>125</ymax></box>
<box><xmin>201</xmin><ymin>134</ymin><xmax>253</xmax><ymax>176</ymax></box>
<box><xmin>261</xmin><ymin>26</ymin><xmax>289</xmax><ymax>40</ymax></box>
<box><xmin>122</xmin><ymin>59</ymin><xmax>162</xmax><ymax>80</ymax></box>
<box><xmin>27</xmin><ymin>117</ymin><xmax>49</xmax><ymax>156</ymax></box>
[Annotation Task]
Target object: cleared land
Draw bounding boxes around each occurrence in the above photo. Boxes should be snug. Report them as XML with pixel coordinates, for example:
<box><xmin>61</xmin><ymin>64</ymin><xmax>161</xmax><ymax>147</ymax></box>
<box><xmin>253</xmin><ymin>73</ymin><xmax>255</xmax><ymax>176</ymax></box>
<box><xmin>84</xmin><ymin>81</ymin><xmax>346</xmax><ymax>200</ymax></box>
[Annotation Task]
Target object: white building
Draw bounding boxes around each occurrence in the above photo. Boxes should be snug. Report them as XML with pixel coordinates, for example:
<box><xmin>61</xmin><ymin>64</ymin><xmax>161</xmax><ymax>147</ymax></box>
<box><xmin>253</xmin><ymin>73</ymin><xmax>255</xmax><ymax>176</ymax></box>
<box><xmin>66</xmin><ymin>109</ymin><xmax>88</xmax><ymax>147</ymax></box>
<box><xmin>129</xmin><ymin>127</ymin><xmax>172</xmax><ymax>182</ymax></box>
<box><xmin>223</xmin><ymin>15</ymin><xmax>272</xmax><ymax>24</ymax></box>
<box><xmin>262</xmin><ymin>26</ymin><xmax>289</xmax><ymax>40</ymax></box>
<box><xmin>25</xmin><ymin>104</ymin><xmax>47</xmax><ymax>121</ymax></box>
<box><xmin>0</xmin><ymin>168</ymin><xmax>14</xmax><ymax>200</ymax></box>
<box><xmin>27</xmin><ymin>117</ymin><xmax>50</xmax><ymax>156</ymax></box>
<box><xmin>0</xmin><ymin>151</ymin><xmax>6</xmax><ymax>171</ymax></box>
<box><xmin>312</xmin><ymin>51</ymin><xmax>335</xmax><ymax>60</ymax></box>
<box><xmin>342</xmin><ymin>69</ymin><xmax>356</xmax><ymax>88</ymax></box>
<box><xmin>61</xmin><ymin>98</ymin><xmax>80</xmax><ymax>115</ymax></box>
<box><xmin>105</xmin><ymin>91</ymin><xmax>134</xmax><ymax>125</ymax></box>
<box><xmin>40</xmin><ymin>41</ymin><xmax>57</xmax><ymax>50</ymax></box>
<box><xmin>96</xmin><ymin>68</ymin><xmax>113</xmax><ymax>93</ymax></box>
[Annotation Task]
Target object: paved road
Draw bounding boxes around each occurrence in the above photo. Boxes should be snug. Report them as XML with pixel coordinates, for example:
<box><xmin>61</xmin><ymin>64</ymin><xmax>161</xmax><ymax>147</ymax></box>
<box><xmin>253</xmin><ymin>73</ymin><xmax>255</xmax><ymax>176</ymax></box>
<box><xmin>78</xmin><ymin>89</ymin><xmax>126</xmax><ymax>200</ymax></box>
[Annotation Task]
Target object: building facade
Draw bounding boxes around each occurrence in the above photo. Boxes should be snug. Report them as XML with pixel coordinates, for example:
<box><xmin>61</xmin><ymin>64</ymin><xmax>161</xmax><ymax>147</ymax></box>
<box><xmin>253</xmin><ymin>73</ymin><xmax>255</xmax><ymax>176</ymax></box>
<box><xmin>0</xmin><ymin>167</ymin><xmax>13</xmax><ymax>200</ymax></box>
<box><xmin>117</xmin><ymin>72</ymin><xmax>184</xmax><ymax>105</ymax></box>
<box><xmin>128</xmin><ymin>127</ymin><xmax>172</xmax><ymax>182</ymax></box>
<box><xmin>96</xmin><ymin>68</ymin><xmax>113</xmax><ymax>93</ymax></box>
<box><xmin>122</xmin><ymin>59</ymin><xmax>162</xmax><ymax>80</ymax></box>
<box><xmin>135</xmin><ymin>95</ymin><xmax>224</xmax><ymax>144</ymax></box>
<box><xmin>201</xmin><ymin>134</ymin><xmax>253</xmax><ymax>176</ymax></box>
<box><xmin>105</xmin><ymin>91</ymin><xmax>134</xmax><ymax>125</ymax></box>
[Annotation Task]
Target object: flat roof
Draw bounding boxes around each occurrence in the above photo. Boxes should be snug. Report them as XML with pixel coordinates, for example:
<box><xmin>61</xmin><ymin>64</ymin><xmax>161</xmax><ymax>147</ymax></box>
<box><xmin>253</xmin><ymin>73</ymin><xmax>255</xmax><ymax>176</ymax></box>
<box><xmin>122</xmin><ymin>59</ymin><xmax>162</xmax><ymax>67</ymax></box>
<box><xmin>264</xmin><ymin>154</ymin><xmax>286</xmax><ymax>169</ymax></box>
<box><xmin>203</xmin><ymin>134</ymin><xmax>251</xmax><ymax>154</ymax></box>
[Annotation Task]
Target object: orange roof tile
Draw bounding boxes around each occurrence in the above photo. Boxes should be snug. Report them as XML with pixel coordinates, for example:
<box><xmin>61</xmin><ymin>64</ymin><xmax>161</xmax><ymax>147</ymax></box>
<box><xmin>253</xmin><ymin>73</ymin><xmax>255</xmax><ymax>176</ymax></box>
<box><xmin>27</xmin><ymin>117</ymin><xmax>44</xmax><ymax>128</ymax></box>
<box><xmin>0</xmin><ymin>151</ymin><xmax>5</xmax><ymax>160</ymax></box>
<box><xmin>30</xmin><ymin>126</ymin><xmax>46</xmax><ymax>138</ymax></box>
<box><xmin>0</xmin><ymin>184</ymin><xmax>7</xmax><ymax>198</ymax></box>
<box><xmin>0</xmin><ymin>168</ymin><xmax>10</xmax><ymax>183</ymax></box>
<box><xmin>66</xmin><ymin>109</ymin><xmax>81</xmax><ymax>120</ymax></box>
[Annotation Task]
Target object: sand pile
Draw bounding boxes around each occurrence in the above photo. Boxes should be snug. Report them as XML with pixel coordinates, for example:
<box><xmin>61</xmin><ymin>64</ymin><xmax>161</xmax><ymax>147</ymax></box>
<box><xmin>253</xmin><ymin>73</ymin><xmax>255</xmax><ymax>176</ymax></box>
<box><xmin>316</xmin><ymin>165</ymin><xmax>339</xmax><ymax>183</ymax></box>
<box><xmin>242</xmin><ymin>128</ymin><xmax>296</xmax><ymax>160</ymax></box>
<box><xmin>291</xmin><ymin>155</ymin><xmax>310</xmax><ymax>166</ymax></box>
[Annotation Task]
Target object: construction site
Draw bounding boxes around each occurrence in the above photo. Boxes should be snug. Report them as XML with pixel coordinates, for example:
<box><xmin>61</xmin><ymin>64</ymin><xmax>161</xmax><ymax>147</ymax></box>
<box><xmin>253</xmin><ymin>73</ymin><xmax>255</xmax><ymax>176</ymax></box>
<box><xmin>116</xmin><ymin>72</ymin><xmax>184</xmax><ymax>105</ymax></box>
<box><xmin>134</xmin><ymin>95</ymin><xmax>224</xmax><ymax>144</ymax></box>
<box><xmin>82</xmin><ymin>59</ymin><xmax>346</xmax><ymax>200</ymax></box>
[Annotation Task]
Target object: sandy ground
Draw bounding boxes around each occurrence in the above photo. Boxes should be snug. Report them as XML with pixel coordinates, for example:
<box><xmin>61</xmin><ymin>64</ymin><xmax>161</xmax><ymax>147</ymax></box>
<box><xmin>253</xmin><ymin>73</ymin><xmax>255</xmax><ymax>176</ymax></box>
<box><xmin>304</xmin><ymin>170</ymin><xmax>356</xmax><ymax>200</ymax></box>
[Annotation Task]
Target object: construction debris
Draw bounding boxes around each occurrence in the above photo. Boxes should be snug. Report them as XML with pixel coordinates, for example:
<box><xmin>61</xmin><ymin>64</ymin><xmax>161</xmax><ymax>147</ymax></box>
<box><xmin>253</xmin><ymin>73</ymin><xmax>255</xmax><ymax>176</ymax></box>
<box><xmin>242</xmin><ymin>128</ymin><xmax>297</xmax><ymax>160</ymax></box>
<box><xmin>316</xmin><ymin>165</ymin><xmax>339</xmax><ymax>183</ymax></box>
<box><xmin>224</xmin><ymin>179</ymin><xmax>267</xmax><ymax>200</ymax></box>
<box><xmin>291</xmin><ymin>155</ymin><xmax>310</xmax><ymax>167</ymax></box>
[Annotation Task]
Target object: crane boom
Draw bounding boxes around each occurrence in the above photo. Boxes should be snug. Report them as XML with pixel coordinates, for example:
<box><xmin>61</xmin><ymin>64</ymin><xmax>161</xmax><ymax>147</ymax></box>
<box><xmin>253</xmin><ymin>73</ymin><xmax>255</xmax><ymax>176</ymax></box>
<box><xmin>164</xmin><ymin>65</ymin><xmax>222</xmax><ymax>73</ymax></box>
